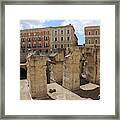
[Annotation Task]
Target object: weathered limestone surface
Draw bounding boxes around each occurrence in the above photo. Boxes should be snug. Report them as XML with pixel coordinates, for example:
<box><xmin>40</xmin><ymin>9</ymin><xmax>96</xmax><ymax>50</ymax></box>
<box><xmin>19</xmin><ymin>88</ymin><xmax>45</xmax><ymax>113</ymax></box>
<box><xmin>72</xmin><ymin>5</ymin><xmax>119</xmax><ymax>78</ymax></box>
<box><xmin>47</xmin><ymin>83</ymin><xmax>91</xmax><ymax>100</ymax></box>
<box><xmin>49</xmin><ymin>50</ymin><xmax>64</xmax><ymax>84</ymax></box>
<box><xmin>63</xmin><ymin>47</ymin><xmax>81</xmax><ymax>91</ymax></box>
<box><xmin>51</xmin><ymin>62</ymin><xmax>63</xmax><ymax>83</ymax></box>
<box><xmin>27</xmin><ymin>55</ymin><xmax>48</xmax><ymax>98</ymax></box>
<box><xmin>25</xmin><ymin>45</ymin><xmax>100</xmax><ymax>99</ymax></box>
<box><xmin>55</xmin><ymin>49</ymin><xmax>65</xmax><ymax>62</ymax></box>
<box><xmin>81</xmin><ymin>46</ymin><xmax>100</xmax><ymax>84</ymax></box>
<box><xmin>20</xmin><ymin>80</ymin><xmax>31</xmax><ymax>100</ymax></box>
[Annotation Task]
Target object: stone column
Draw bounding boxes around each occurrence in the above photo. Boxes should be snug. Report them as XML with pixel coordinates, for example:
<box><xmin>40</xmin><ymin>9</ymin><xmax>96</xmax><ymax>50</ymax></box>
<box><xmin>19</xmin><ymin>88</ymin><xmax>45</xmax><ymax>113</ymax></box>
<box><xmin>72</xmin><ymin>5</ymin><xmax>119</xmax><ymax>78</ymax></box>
<box><xmin>27</xmin><ymin>55</ymin><xmax>48</xmax><ymax>99</ymax></box>
<box><xmin>63</xmin><ymin>48</ymin><xmax>81</xmax><ymax>91</ymax></box>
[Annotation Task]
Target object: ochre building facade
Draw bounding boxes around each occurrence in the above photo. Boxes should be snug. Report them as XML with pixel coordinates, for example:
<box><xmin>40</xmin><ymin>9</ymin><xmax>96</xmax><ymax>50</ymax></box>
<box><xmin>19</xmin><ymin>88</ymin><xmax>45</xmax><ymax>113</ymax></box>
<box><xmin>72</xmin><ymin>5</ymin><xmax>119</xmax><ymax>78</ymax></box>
<box><xmin>84</xmin><ymin>26</ymin><xmax>100</xmax><ymax>47</ymax></box>
<box><xmin>20</xmin><ymin>24</ymin><xmax>78</xmax><ymax>63</ymax></box>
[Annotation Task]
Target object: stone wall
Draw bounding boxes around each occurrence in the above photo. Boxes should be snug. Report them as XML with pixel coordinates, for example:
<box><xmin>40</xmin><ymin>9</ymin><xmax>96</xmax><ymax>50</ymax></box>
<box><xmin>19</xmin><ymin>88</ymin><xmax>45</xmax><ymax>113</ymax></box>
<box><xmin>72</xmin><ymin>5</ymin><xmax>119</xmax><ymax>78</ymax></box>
<box><xmin>49</xmin><ymin>49</ymin><xmax>64</xmax><ymax>84</ymax></box>
<box><xmin>25</xmin><ymin>45</ymin><xmax>100</xmax><ymax>99</ymax></box>
<box><xmin>63</xmin><ymin>47</ymin><xmax>81</xmax><ymax>91</ymax></box>
<box><xmin>27</xmin><ymin>55</ymin><xmax>48</xmax><ymax>98</ymax></box>
<box><xmin>81</xmin><ymin>46</ymin><xmax>100</xmax><ymax>84</ymax></box>
<box><xmin>50</xmin><ymin>62</ymin><xmax>63</xmax><ymax>84</ymax></box>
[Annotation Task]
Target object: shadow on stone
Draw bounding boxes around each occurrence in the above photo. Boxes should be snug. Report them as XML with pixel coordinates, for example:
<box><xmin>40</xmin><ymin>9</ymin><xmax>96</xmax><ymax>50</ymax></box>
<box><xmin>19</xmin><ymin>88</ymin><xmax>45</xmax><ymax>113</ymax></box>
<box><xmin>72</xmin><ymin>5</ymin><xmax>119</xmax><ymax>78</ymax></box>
<box><xmin>80</xmin><ymin>78</ymin><xmax>89</xmax><ymax>86</ymax></box>
<box><xmin>33</xmin><ymin>94</ymin><xmax>55</xmax><ymax>100</ymax></box>
<box><xmin>73</xmin><ymin>87</ymin><xmax>100</xmax><ymax>100</ymax></box>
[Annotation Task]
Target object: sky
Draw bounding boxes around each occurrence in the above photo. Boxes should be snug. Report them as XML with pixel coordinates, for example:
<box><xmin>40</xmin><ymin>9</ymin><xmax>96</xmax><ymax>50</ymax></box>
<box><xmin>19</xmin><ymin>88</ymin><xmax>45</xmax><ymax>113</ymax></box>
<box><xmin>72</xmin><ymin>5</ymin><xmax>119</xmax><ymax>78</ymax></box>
<box><xmin>20</xmin><ymin>20</ymin><xmax>100</xmax><ymax>45</ymax></box>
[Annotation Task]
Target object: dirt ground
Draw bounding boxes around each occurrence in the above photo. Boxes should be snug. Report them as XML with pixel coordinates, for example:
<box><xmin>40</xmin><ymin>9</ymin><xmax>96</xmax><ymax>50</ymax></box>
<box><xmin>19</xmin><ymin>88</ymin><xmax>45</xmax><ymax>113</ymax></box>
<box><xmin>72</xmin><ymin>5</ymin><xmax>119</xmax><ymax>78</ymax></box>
<box><xmin>73</xmin><ymin>87</ymin><xmax>100</xmax><ymax>100</ymax></box>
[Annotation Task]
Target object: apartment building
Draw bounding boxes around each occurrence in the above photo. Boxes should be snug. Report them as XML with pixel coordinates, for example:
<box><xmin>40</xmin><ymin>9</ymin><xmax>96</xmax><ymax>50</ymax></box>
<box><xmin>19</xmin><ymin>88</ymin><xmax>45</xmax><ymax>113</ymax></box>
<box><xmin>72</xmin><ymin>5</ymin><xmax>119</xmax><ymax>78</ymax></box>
<box><xmin>20</xmin><ymin>24</ymin><xmax>78</xmax><ymax>63</ymax></box>
<box><xmin>50</xmin><ymin>24</ymin><xmax>78</xmax><ymax>52</ymax></box>
<box><xmin>84</xmin><ymin>26</ymin><xmax>100</xmax><ymax>46</ymax></box>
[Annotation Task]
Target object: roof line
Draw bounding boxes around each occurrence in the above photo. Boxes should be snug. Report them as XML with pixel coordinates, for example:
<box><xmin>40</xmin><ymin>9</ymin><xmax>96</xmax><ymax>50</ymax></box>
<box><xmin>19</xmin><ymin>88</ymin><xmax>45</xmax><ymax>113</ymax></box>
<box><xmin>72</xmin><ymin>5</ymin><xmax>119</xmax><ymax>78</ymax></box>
<box><xmin>84</xmin><ymin>25</ymin><xmax>100</xmax><ymax>28</ymax></box>
<box><xmin>20</xmin><ymin>24</ymin><xmax>74</xmax><ymax>31</ymax></box>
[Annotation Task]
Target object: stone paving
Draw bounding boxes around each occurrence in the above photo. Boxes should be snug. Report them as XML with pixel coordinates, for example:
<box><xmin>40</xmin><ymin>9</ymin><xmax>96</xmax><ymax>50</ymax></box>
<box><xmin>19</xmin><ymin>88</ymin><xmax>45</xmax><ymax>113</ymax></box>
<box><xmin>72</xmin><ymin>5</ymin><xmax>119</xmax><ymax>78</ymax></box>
<box><xmin>47</xmin><ymin>83</ymin><xmax>91</xmax><ymax>100</ymax></box>
<box><xmin>20</xmin><ymin>80</ymin><xmax>99</xmax><ymax>100</ymax></box>
<box><xmin>80</xmin><ymin>83</ymin><xmax>99</xmax><ymax>90</ymax></box>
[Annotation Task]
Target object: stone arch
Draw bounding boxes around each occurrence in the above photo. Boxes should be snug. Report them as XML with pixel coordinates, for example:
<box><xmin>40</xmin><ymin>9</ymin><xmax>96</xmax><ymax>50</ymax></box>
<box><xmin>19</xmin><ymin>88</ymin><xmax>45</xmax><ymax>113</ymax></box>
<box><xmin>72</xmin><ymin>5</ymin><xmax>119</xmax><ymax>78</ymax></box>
<box><xmin>20</xmin><ymin>67</ymin><xmax>27</xmax><ymax>80</ymax></box>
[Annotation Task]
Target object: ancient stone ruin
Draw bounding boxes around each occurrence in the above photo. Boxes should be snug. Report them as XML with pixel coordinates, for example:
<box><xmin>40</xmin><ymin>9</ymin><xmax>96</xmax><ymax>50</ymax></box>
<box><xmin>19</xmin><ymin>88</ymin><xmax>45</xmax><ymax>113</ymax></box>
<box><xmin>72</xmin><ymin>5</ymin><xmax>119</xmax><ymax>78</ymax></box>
<box><xmin>81</xmin><ymin>45</ymin><xmax>100</xmax><ymax>84</ymax></box>
<box><xmin>62</xmin><ymin>47</ymin><xmax>81</xmax><ymax>91</ymax></box>
<box><xmin>26</xmin><ymin>46</ymin><xmax>100</xmax><ymax>99</ymax></box>
<box><xmin>27</xmin><ymin>53</ymin><xmax>48</xmax><ymax>99</ymax></box>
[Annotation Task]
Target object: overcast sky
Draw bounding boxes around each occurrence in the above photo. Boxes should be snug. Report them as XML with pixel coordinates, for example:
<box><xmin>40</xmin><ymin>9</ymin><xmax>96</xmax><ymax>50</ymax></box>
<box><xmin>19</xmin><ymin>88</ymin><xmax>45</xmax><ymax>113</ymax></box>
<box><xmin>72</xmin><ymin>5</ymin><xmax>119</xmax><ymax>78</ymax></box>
<box><xmin>20</xmin><ymin>20</ymin><xmax>100</xmax><ymax>45</ymax></box>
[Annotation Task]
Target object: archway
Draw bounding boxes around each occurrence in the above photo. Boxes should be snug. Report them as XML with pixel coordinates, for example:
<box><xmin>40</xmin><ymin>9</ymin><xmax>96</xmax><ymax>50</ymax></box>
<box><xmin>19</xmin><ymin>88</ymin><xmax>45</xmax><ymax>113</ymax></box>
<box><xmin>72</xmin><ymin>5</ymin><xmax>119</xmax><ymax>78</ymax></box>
<box><xmin>20</xmin><ymin>68</ymin><xmax>27</xmax><ymax>80</ymax></box>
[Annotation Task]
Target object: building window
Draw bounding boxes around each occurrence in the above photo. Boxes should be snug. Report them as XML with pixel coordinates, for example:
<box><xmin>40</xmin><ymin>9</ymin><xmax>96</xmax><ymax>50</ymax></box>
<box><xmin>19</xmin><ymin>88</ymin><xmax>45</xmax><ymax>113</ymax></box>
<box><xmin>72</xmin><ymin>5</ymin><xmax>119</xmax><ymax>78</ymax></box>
<box><xmin>46</xmin><ymin>50</ymin><xmax>48</xmax><ymax>53</ymax></box>
<box><xmin>27</xmin><ymin>43</ymin><xmax>31</xmax><ymax>48</ymax></box>
<box><xmin>89</xmin><ymin>39</ymin><xmax>91</xmax><ymax>44</ymax></box>
<box><xmin>21</xmin><ymin>45</ymin><xmax>25</xmax><ymax>48</ymax></box>
<box><xmin>45</xmin><ymin>37</ymin><xmax>48</xmax><ymax>41</ymax></box>
<box><xmin>21</xmin><ymin>38</ymin><xmax>25</xmax><ymax>42</ymax></box>
<box><xmin>28</xmin><ymin>38</ymin><xmax>30</xmax><ymax>42</ymax></box>
<box><xmin>61</xmin><ymin>30</ymin><xmax>63</xmax><ymax>34</ymax></box>
<box><xmin>67</xmin><ymin>37</ymin><xmax>69</xmax><ymax>41</ymax></box>
<box><xmin>68</xmin><ymin>44</ymin><xmax>69</xmax><ymax>47</ymax></box>
<box><xmin>43</xmin><ymin>36</ymin><xmax>45</xmax><ymax>40</ymax></box>
<box><xmin>55</xmin><ymin>45</ymin><xmax>57</xmax><ymax>48</ymax></box>
<box><xmin>39</xmin><ymin>44</ymin><xmax>42</xmax><ymax>48</ymax></box>
<box><xmin>22</xmin><ymin>42</ymin><xmax>25</xmax><ymax>48</ymax></box>
<box><xmin>38</xmin><ymin>37</ymin><xmax>41</xmax><ymax>41</ymax></box>
<box><xmin>95</xmin><ymin>39</ymin><xmax>97</xmax><ymax>44</ymax></box>
<box><xmin>45</xmin><ymin>43</ymin><xmax>48</xmax><ymax>47</ymax></box>
<box><xmin>61</xmin><ymin>44</ymin><xmax>63</xmax><ymax>48</ymax></box>
<box><xmin>55</xmin><ymin>37</ymin><xmax>57</xmax><ymax>41</ymax></box>
<box><xmin>22</xmin><ymin>49</ymin><xmax>25</xmax><ymax>53</ymax></box>
<box><xmin>67</xmin><ymin>30</ymin><xmax>69</xmax><ymax>34</ymax></box>
<box><xmin>88</xmin><ymin>31</ymin><xmax>91</xmax><ymax>35</ymax></box>
<box><xmin>95</xmin><ymin>30</ymin><xmax>98</xmax><ymax>35</ymax></box>
<box><xmin>61</xmin><ymin>37</ymin><xmax>63</xmax><ymax>41</ymax></box>
<box><xmin>52</xmin><ymin>45</ymin><xmax>54</xmax><ymax>49</ymax></box>
<box><xmin>55</xmin><ymin>31</ymin><xmax>57</xmax><ymax>35</ymax></box>
<box><xmin>33</xmin><ymin>42</ymin><xmax>36</xmax><ymax>48</ymax></box>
